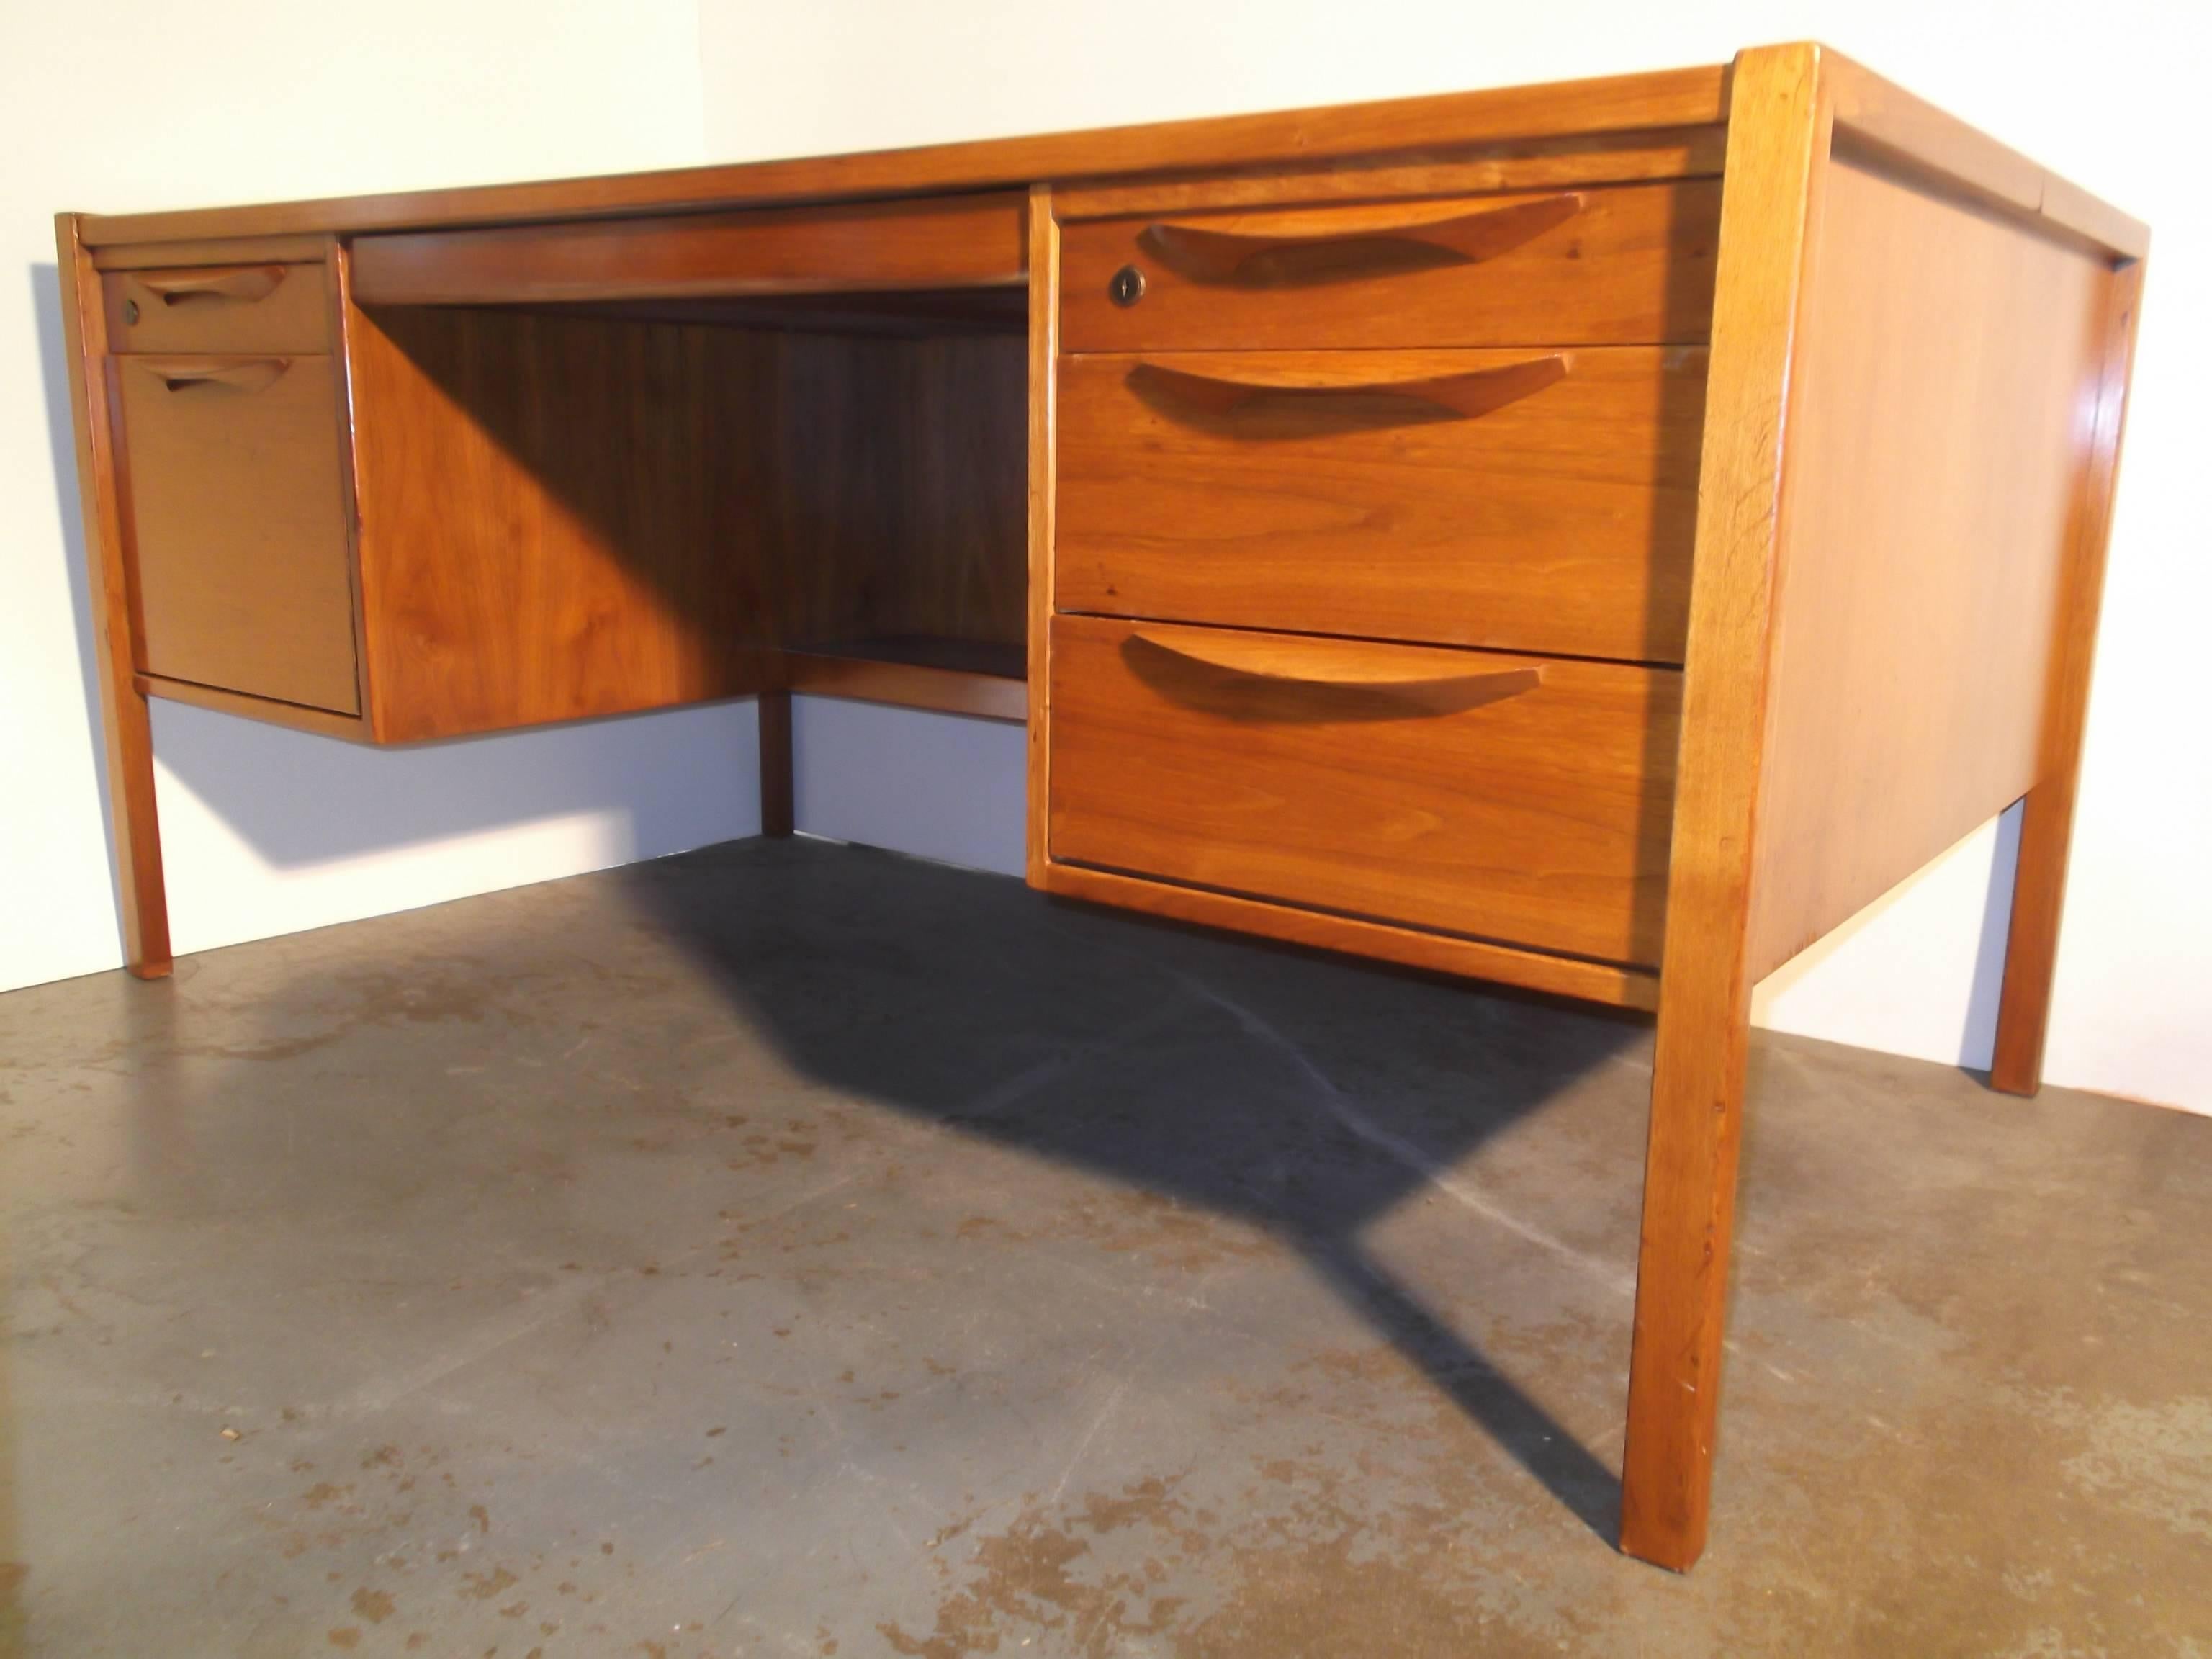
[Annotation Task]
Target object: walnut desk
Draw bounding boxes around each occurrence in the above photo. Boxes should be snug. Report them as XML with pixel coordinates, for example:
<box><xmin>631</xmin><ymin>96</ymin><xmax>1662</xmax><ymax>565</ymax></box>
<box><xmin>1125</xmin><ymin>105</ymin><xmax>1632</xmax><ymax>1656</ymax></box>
<box><xmin>56</xmin><ymin>44</ymin><xmax>2145</xmax><ymax>1570</ymax></box>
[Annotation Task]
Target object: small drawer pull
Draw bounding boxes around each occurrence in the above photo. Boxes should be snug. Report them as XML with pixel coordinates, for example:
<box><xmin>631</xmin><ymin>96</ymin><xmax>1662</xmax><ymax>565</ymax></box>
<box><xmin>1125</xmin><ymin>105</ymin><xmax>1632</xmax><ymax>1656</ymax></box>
<box><xmin>134</xmin><ymin>266</ymin><xmax>289</xmax><ymax>306</ymax></box>
<box><xmin>1129</xmin><ymin>628</ymin><xmax>1542</xmax><ymax>717</ymax></box>
<box><xmin>1129</xmin><ymin>353</ymin><xmax>1568</xmax><ymax>422</ymax></box>
<box><xmin>1138</xmin><ymin>192</ymin><xmax>1584</xmax><ymax>286</ymax></box>
<box><xmin>137</xmin><ymin>356</ymin><xmax>292</xmax><ymax>395</ymax></box>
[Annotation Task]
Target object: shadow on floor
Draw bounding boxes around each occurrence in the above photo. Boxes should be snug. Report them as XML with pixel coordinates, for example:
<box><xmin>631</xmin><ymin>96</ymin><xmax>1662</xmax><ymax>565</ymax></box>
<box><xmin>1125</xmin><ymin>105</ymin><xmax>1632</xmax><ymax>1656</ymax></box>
<box><xmin>619</xmin><ymin>837</ymin><xmax>1651</xmax><ymax>1541</ymax></box>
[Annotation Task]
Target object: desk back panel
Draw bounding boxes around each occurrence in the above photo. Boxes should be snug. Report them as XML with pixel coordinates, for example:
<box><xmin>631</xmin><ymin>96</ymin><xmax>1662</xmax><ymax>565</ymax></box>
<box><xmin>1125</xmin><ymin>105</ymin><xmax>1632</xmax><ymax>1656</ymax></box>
<box><xmin>345</xmin><ymin>302</ymin><xmax>1027</xmax><ymax>743</ymax></box>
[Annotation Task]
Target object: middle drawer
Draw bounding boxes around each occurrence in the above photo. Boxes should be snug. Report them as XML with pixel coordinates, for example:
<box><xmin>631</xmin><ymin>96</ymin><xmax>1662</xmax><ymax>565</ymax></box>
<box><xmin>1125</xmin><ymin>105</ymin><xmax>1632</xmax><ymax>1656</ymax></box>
<box><xmin>1055</xmin><ymin>346</ymin><xmax>1704</xmax><ymax>664</ymax></box>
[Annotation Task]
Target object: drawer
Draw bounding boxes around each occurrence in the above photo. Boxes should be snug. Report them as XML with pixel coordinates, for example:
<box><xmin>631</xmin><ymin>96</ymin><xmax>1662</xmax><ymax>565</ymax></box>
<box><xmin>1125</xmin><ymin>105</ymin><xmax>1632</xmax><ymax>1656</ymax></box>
<box><xmin>1048</xmin><ymin>616</ymin><xmax>1678</xmax><ymax>966</ymax></box>
<box><xmin>104</xmin><ymin>263</ymin><xmax>331</xmax><ymax>354</ymax></box>
<box><xmin>1055</xmin><ymin>346</ymin><xmax>1704</xmax><ymax>663</ymax></box>
<box><xmin>114</xmin><ymin>354</ymin><xmax>360</xmax><ymax>714</ymax></box>
<box><xmin>1061</xmin><ymin>181</ymin><xmax>1719</xmax><ymax>352</ymax></box>
<box><xmin>351</xmin><ymin>192</ymin><xmax>1027</xmax><ymax>305</ymax></box>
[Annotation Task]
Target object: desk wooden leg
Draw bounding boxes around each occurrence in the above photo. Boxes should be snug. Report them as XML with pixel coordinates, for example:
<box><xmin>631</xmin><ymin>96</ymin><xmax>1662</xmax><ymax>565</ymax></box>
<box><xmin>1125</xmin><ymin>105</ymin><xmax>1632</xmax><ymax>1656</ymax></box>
<box><xmin>1990</xmin><ymin>261</ymin><xmax>2142</xmax><ymax>1098</ymax></box>
<box><xmin>1989</xmin><ymin>785</ymin><xmax>2072</xmax><ymax>1096</ymax></box>
<box><xmin>57</xmin><ymin>212</ymin><xmax>173</xmax><ymax>980</ymax></box>
<box><xmin>757</xmin><ymin>690</ymin><xmax>794</xmax><ymax>838</ymax></box>
<box><xmin>102</xmin><ymin>683</ymin><xmax>174</xmax><ymax>980</ymax></box>
<box><xmin>1619</xmin><ymin>935</ymin><xmax>1752</xmax><ymax>1570</ymax></box>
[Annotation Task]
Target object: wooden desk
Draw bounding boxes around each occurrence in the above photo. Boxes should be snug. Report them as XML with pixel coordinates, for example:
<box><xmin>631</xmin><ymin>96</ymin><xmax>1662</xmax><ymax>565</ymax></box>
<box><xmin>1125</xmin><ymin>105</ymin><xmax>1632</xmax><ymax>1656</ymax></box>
<box><xmin>55</xmin><ymin>43</ymin><xmax>2145</xmax><ymax>1571</ymax></box>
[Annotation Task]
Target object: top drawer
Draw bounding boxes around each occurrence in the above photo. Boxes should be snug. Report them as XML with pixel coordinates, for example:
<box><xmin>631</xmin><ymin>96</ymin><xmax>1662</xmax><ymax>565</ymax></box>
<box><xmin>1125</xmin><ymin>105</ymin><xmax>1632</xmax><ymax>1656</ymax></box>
<box><xmin>1061</xmin><ymin>181</ymin><xmax>1720</xmax><ymax>352</ymax></box>
<box><xmin>104</xmin><ymin>263</ymin><xmax>331</xmax><ymax>355</ymax></box>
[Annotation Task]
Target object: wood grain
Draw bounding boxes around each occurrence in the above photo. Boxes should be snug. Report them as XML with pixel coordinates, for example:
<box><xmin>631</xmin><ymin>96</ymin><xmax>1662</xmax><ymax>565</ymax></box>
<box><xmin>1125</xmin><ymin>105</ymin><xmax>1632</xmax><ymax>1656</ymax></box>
<box><xmin>79</xmin><ymin>65</ymin><xmax>1733</xmax><ymax>246</ymax></box>
<box><xmin>1061</xmin><ymin>181</ymin><xmax>1720</xmax><ymax>352</ymax></box>
<box><xmin>1990</xmin><ymin>258</ymin><xmax>2144</xmax><ymax>1094</ymax></box>
<box><xmin>1056</xmin><ymin>346</ymin><xmax>1704</xmax><ymax>662</ymax></box>
<box><xmin>55</xmin><ymin>214</ymin><xmax>172</xmax><ymax>978</ymax></box>
<box><xmin>1043</xmin><ymin>862</ymin><xmax>1659</xmax><ymax>1010</ymax></box>
<box><xmin>351</xmin><ymin>192</ymin><xmax>1027</xmax><ymax>306</ymax></box>
<box><xmin>1025</xmin><ymin>186</ymin><xmax>1061</xmax><ymax>884</ymax></box>
<box><xmin>1049</xmin><ymin>615</ymin><xmax>1678</xmax><ymax>966</ymax></box>
<box><xmin>102</xmin><ymin>263</ymin><xmax>329</xmax><ymax>354</ymax></box>
<box><xmin>1619</xmin><ymin>42</ymin><xmax>1828</xmax><ymax>1575</ymax></box>
<box><xmin>1052</xmin><ymin>127</ymin><xmax>1726</xmax><ymax>218</ymax></box>
<box><xmin>112</xmin><ymin>353</ymin><xmax>360</xmax><ymax>714</ymax></box>
<box><xmin>1745</xmin><ymin>150</ymin><xmax>2117</xmax><ymax>981</ymax></box>
<box><xmin>344</xmin><ymin>305</ymin><xmax>1025</xmax><ymax>742</ymax></box>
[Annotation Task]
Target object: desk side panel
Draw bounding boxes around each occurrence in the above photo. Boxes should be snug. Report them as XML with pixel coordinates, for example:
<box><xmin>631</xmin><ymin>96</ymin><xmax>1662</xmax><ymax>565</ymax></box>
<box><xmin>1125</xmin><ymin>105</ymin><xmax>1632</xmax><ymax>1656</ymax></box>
<box><xmin>346</xmin><ymin>304</ymin><xmax>1028</xmax><ymax>744</ymax></box>
<box><xmin>1746</xmin><ymin>148</ymin><xmax>2119</xmax><ymax>980</ymax></box>
<box><xmin>348</xmin><ymin>305</ymin><xmax>779</xmax><ymax>740</ymax></box>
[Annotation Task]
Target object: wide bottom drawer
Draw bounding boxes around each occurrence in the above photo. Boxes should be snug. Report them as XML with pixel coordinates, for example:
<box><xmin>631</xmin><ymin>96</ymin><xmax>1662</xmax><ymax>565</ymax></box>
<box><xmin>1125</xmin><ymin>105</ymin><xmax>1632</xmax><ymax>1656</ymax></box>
<box><xmin>1047</xmin><ymin>616</ymin><xmax>1679</xmax><ymax>966</ymax></box>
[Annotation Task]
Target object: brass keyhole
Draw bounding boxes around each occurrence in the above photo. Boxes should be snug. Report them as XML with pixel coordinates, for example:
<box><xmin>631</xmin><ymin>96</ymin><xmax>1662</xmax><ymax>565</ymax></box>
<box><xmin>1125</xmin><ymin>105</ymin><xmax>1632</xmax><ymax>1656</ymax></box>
<box><xmin>1109</xmin><ymin>264</ymin><xmax>1146</xmax><ymax>307</ymax></box>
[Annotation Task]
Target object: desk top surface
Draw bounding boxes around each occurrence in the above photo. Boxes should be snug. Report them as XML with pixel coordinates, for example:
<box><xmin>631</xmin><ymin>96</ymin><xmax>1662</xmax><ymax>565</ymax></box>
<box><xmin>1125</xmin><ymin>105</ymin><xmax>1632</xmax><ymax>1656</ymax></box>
<box><xmin>73</xmin><ymin>45</ymin><xmax>2144</xmax><ymax>265</ymax></box>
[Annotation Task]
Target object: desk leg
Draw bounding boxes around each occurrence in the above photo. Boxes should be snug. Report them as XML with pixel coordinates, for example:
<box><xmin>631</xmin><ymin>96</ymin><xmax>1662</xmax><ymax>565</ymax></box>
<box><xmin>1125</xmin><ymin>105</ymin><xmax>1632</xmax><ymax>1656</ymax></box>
<box><xmin>757</xmin><ymin>691</ymin><xmax>794</xmax><ymax>838</ymax></box>
<box><xmin>1615</xmin><ymin>45</ymin><xmax>1828</xmax><ymax>1569</ymax></box>
<box><xmin>1620</xmin><ymin>930</ymin><xmax>1753</xmax><ymax>1570</ymax></box>
<box><xmin>57</xmin><ymin>213</ymin><xmax>172</xmax><ymax>980</ymax></box>
<box><xmin>1990</xmin><ymin>786</ymin><xmax>2075</xmax><ymax>1096</ymax></box>
<box><xmin>1990</xmin><ymin>260</ymin><xmax>2142</xmax><ymax>1097</ymax></box>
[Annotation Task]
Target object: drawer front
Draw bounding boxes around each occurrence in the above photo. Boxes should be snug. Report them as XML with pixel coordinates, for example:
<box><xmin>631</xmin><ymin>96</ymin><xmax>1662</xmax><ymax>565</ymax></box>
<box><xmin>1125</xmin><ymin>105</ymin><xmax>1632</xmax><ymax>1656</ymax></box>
<box><xmin>115</xmin><ymin>354</ymin><xmax>360</xmax><ymax>714</ymax></box>
<box><xmin>351</xmin><ymin>192</ymin><xmax>1028</xmax><ymax>305</ymax></box>
<box><xmin>104</xmin><ymin>263</ymin><xmax>331</xmax><ymax>355</ymax></box>
<box><xmin>1061</xmin><ymin>181</ymin><xmax>1720</xmax><ymax>352</ymax></box>
<box><xmin>1048</xmin><ymin>616</ymin><xmax>1678</xmax><ymax>966</ymax></box>
<box><xmin>1056</xmin><ymin>346</ymin><xmax>1704</xmax><ymax>663</ymax></box>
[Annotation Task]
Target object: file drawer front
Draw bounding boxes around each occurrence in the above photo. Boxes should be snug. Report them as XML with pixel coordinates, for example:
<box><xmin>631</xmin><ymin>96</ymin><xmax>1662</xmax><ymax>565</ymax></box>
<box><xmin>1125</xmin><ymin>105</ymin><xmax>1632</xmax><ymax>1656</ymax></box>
<box><xmin>1047</xmin><ymin>616</ymin><xmax>1678</xmax><ymax>965</ymax></box>
<box><xmin>1060</xmin><ymin>181</ymin><xmax>1719</xmax><ymax>352</ymax></box>
<box><xmin>104</xmin><ymin>263</ymin><xmax>331</xmax><ymax>355</ymax></box>
<box><xmin>116</xmin><ymin>354</ymin><xmax>359</xmax><ymax>714</ymax></box>
<box><xmin>1055</xmin><ymin>346</ymin><xmax>1704</xmax><ymax>663</ymax></box>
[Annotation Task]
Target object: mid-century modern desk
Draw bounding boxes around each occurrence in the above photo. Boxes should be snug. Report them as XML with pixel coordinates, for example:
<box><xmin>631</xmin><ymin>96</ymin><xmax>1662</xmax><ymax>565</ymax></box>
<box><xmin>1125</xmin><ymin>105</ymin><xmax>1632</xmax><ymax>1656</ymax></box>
<box><xmin>56</xmin><ymin>43</ymin><xmax>2145</xmax><ymax>1571</ymax></box>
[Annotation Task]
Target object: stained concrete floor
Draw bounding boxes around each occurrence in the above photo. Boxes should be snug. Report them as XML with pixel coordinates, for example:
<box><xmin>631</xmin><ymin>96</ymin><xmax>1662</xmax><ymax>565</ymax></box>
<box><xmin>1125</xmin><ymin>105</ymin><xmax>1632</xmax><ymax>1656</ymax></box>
<box><xmin>1</xmin><ymin>837</ymin><xmax>2208</xmax><ymax>1658</ymax></box>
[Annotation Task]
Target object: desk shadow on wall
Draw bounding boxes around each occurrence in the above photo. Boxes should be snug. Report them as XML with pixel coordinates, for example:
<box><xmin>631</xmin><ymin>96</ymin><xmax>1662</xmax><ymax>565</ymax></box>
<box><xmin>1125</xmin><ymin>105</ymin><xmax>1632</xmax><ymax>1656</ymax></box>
<box><xmin>30</xmin><ymin>263</ymin><xmax>122</xmax><ymax>925</ymax></box>
<box><xmin>30</xmin><ymin>263</ymin><xmax>757</xmax><ymax>908</ymax></box>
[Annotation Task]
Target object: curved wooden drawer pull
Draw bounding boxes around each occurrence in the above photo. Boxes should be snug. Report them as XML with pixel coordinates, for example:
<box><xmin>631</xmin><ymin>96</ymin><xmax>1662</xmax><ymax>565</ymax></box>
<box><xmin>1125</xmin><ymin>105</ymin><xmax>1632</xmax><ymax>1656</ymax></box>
<box><xmin>1139</xmin><ymin>193</ymin><xmax>1583</xmax><ymax>285</ymax></box>
<box><xmin>1130</xmin><ymin>353</ymin><xmax>1568</xmax><ymax>421</ymax></box>
<box><xmin>135</xmin><ymin>266</ymin><xmax>288</xmax><ymax>305</ymax></box>
<box><xmin>138</xmin><ymin>356</ymin><xmax>292</xmax><ymax>395</ymax></box>
<box><xmin>1130</xmin><ymin>629</ymin><xmax>1542</xmax><ymax>716</ymax></box>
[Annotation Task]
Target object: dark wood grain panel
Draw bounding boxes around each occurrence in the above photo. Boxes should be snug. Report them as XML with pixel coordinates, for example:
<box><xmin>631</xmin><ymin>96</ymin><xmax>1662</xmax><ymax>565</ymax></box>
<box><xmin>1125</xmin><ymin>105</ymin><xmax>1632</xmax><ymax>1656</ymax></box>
<box><xmin>345</xmin><ymin>305</ymin><xmax>1027</xmax><ymax>742</ymax></box>
<box><xmin>1056</xmin><ymin>346</ymin><xmax>1704</xmax><ymax>662</ymax></box>
<box><xmin>1049</xmin><ymin>615</ymin><xmax>1679</xmax><ymax>965</ymax></box>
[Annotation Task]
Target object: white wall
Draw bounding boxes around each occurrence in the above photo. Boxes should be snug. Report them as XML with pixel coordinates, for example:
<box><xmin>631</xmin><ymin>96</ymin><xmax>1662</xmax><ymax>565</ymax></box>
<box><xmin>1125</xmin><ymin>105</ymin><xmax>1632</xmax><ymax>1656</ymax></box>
<box><xmin>1</xmin><ymin>0</ymin><xmax>757</xmax><ymax>981</ymax></box>
<box><xmin>6</xmin><ymin>1</ymin><xmax>2202</xmax><ymax>1114</ymax></box>
<box><xmin>699</xmin><ymin>0</ymin><xmax>2210</xmax><ymax>1113</ymax></box>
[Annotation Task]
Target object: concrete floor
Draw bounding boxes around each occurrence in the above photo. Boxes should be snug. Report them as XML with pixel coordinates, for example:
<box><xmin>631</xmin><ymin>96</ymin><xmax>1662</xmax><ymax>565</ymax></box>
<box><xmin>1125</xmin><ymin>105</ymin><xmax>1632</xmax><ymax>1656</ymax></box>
<box><xmin>1</xmin><ymin>838</ymin><xmax>2208</xmax><ymax>1658</ymax></box>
